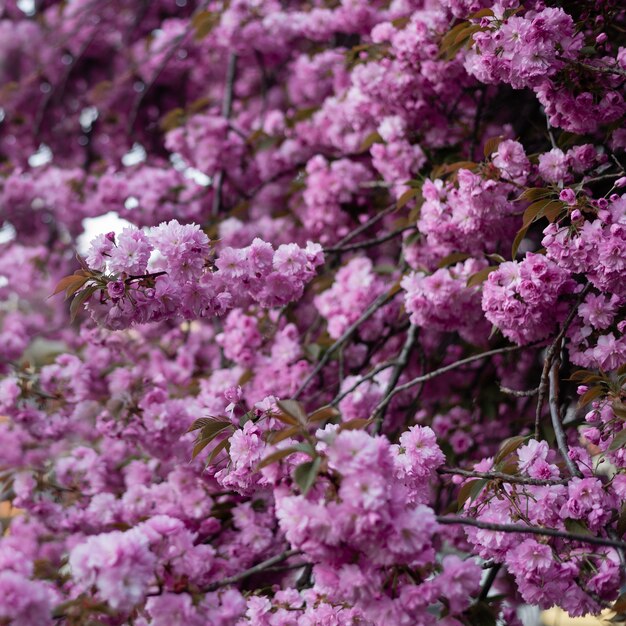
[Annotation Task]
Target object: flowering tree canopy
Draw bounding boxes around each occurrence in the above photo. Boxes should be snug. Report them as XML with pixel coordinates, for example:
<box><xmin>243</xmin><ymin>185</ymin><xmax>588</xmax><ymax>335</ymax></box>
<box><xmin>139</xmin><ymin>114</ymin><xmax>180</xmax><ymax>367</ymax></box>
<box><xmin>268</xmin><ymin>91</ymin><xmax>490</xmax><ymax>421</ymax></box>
<box><xmin>1</xmin><ymin>0</ymin><xmax>626</xmax><ymax>624</ymax></box>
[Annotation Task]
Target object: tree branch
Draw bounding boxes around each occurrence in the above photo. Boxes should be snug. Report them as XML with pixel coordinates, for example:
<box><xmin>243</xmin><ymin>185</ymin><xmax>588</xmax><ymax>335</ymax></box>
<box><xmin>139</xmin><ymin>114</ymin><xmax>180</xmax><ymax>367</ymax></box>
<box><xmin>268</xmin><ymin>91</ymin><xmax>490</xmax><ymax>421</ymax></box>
<box><xmin>549</xmin><ymin>360</ymin><xmax>583</xmax><ymax>478</ymax></box>
<box><xmin>202</xmin><ymin>549</ymin><xmax>302</xmax><ymax>592</ymax></box>
<box><xmin>330</xmin><ymin>203</ymin><xmax>398</xmax><ymax>250</ymax></box>
<box><xmin>371</xmin><ymin>324</ymin><xmax>418</xmax><ymax>433</ymax></box>
<box><xmin>330</xmin><ymin>360</ymin><xmax>398</xmax><ymax>406</ymax></box>
<box><xmin>436</xmin><ymin>516</ymin><xmax>626</xmax><ymax>550</ymax></box>
<box><xmin>293</xmin><ymin>289</ymin><xmax>400</xmax><ymax>400</ymax></box>
<box><xmin>534</xmin><ymin>284</ymin><xmax>591</xmax><ymax>437</ymax></box>
<box><xmin>370</xmin><ymin>343</ymin><xmax>536</xmax><ymax>412</ymax></box>
<box><xmin>437</xmin><ymin>467</ymin><xmax>567</xmax><ymax>486</ymax></box>
<box><xmin>323</xmin><ymin>225</ymin><xmax>416</xmax><ymax>255</ymax></box>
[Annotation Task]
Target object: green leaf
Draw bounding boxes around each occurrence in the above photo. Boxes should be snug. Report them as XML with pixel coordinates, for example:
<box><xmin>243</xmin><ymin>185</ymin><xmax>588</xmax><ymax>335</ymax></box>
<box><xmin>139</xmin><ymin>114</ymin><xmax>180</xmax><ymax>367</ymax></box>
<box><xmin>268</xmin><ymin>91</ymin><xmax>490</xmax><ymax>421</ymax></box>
<box><xmin>612</xmin><ymin>400</ymin><xmax>626</xmax><ymax>420</ymax></box>
<box><xmin>294</xmin><ymin>457</ymin><xmax>321</xmax><ymax>495</ymax></box>
<box><xmin>511</xmin><ymin>225</ymin><xmax>529</xmax><ymax>259</ymax></box>
<box><xmin>470</xmin><ymin>7</ymin><xmax>494</xmax><ymax>19</ymax></box>
<box><xmin>199</xmin><ymin>420</ymin><xmax>233</xmax><ymax>440</ymax></box>
<box><xmin>457</xmin><ymin>478</ymin><xmax>488</xmax><ymax>509</ymax></box>
<box><xmin>516</xmin><ymin>187</ymin><xmax>551</xmax><ymax>203</ymax></box>
<box><xmin>192</xmin><ymin>10</ymin><xmax>218</xmax><ymax>40</ymax></box>
<box><xmin>187</xmin><ymin>417</ymin><xmax>227</xmax><ymax>433</ymax></box>
<box><xmin>391</xmin><ymin>16</ymin><xmax>410</xmax><ymax>28</ymax></box>
<box><xmin>564</xmin><ymin>518</ymin><xmax>592</xmax><ymax>536</ymax></box>
<box><xmin>522</xmin><ymin>199</ymin><xmax>549</xmax><ymax>228</ymax></box>
<box><xmin>288</xmin><ymin>106</ymin><xmax>319</xmax><ymax>125</ymax></box>
<box><xmin>543</xmin><ymin>200</ymin><xmax>564</xmax><ymax>223</ymax></box>
<box><xmin>397</xmin><ymin>187</ymin><xmax>420</xmax><ymax>209</ymax></box>
<box><xmin>51</xmin><ymin>274</ymin><xmax>87</xmax><ymax>298</ymax></box>
<box><xmin>466</xmin><ymin>266</ymin><xmax>497</xmax><ymax>288</ymax></box>
<box><xmin>205</xmin><ymin>437</ymin><xmax>230</xmax><ymax>465</ymax></box>
<box><xmin>69</xmin><ymin>285</ymin><xmax>98</xmax><ymax>322</ymax></box>
<box><xmin>265</xmin><ymin>425</ymin><xmax>301</xmax><ymax>445</ymax></box>
<box><xmin>579</xmin><ymin>45</ymin><xmax>597</xmax><ymax>56</ymax></box>
<box><xmin>568</xmin><ymin>369</ymin><xmax>600</xmax><ymax>382</ymax></box>
<box><xmin>192</xmin><ymin>436</ymin><xmax>214</xmax><ymax>459</ymax></box>
<box><xmin>277</xmin><ymin>399</ymin><xmax>307</xmax><ymax>425</ymax></box>
<box><xmin>256</xmin><ymin>447</ymin><xmax>300</xmax><ymax>470</ymax></box>
<box><xmin>608</xmin><ymin>429</ymin><xmax>626</xmax><ymax>453</ymax></box>
<box><xmin>191</xmin><ymin>422</ymin><xmax>232</xmax><ymax>459</ymax></box>
<box><xmin>238</xmin><ymin>369</ymin><xmax>254</xmax><ymax>386</ymax></box>
<box><xmin>437</xmin><ymin>252</ymin><xmax>471</xmax><ymax>268</ymax></box>
<box><xmin>159</xmin><ymin>107</ymin><xmax>186</xmax><ymax>131</ymax></box>
<box><xmin>359</xmin><ymin>131</ymin><xmax>383</xmax><ymax>152</ymax></box>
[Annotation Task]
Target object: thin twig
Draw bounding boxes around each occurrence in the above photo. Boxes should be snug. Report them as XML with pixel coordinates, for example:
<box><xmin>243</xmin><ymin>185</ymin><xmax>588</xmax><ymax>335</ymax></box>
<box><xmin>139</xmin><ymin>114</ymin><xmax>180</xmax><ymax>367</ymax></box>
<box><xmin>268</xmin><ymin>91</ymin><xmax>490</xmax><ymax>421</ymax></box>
<box><xmin>293</xmin><ymin>289</ymin><xmax>399</xmax><ymax>400</ymax></box>
<box><xmin>202</xmin><ymin>549</ymin><xmax>302</xmax><ymax>592</ymax></box>
<box><xmin>128</xmin><ymin>33</ymin><xmax>188</xmax><ymax>134</ymax></box>
<box><xmin>331</xmin><ymin>203</ymin><xmax>398</xmax><ymax>250</ymax></box>
<box><xmin>436</xmin><ymin>516</ymin><xmax>626</xmax><ymax>550</ymax></box>
<box><xmin>323</xmin><ymin>225</ymin><xmax>416</xmax><ymax>254</ymax></box>
<box><xmin>437</xmin><ymin>467</ymin><xmax>568</xmax><ymax>486</ymax></box>
<box><xmin>371</xmin><ymin>324</ymin><xmax>418</xmax><ymax>433</ymax></box>
<box><xmin>470</xmin><ymin>86</ymin><xmax>486</xmax><ymax>160</ymax></box>
<box><xmin>544</xmin><ymin>108</ymin><xmax>557</xmax><ymax>149</ymax></box>
<box><xmin>330</xmin><ymin>360</ymin><xmax>398</xmax><ymax>406</ymax></box>
<box><xmin>577</xmin><ymin>61</ymin><xmax>626</xmax><ymax>78</ymax></box>
<box><xmin>212</xmin><ymin>52</ymin><xmax>238</xmax><ymax>217</ymax></box>
<box><xmin>371</xmin><ymin>343</ymin><xmax>536</xmax><ymax>410</ymax></box>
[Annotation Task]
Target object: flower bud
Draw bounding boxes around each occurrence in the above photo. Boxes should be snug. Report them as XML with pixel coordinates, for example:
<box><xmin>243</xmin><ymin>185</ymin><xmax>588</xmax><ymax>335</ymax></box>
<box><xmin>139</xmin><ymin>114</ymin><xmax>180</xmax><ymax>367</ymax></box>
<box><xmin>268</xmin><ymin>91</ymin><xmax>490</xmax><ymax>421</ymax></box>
<box><xmin>106</xmin><ymin>280</ymin><xmax>125</xmax><ymax>299</ymax></box>
<box><xmin>559</xmin><ymin>188</ymin><xmax>576</xmax><ymax>205</ymax></box>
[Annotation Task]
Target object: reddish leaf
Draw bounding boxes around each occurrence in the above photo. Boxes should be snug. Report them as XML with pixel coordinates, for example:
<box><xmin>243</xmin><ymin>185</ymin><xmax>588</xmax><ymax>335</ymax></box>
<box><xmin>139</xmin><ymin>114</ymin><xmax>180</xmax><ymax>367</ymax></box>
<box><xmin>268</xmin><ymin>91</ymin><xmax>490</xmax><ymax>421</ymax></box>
<box><xmin>338</xmin><ymin>418</ymin><xmax>373</xmax><ymax>432</ymax></box>
<box><xmin>266</xmin><ymin>425</ymin><xmax>301</xmax><ymax>444</ymax></box>
<box><xmin>277</xmin><ymin>399</ymin><xmax>307</xmax><ymax>425</ymax></box>
<box><xmin>308</xmin><ymin>405</ymin><xmax>340</xmax><ymax>422</ymax></box>
<box><xmin>494</xmin><ymin>435</ymin><xmax>527</xmax><ymax>466</ymax></box>
<box><xmin>578</xmin><ymin>385</ymin><xmax>606</xmax><ymax>406</ymax></box>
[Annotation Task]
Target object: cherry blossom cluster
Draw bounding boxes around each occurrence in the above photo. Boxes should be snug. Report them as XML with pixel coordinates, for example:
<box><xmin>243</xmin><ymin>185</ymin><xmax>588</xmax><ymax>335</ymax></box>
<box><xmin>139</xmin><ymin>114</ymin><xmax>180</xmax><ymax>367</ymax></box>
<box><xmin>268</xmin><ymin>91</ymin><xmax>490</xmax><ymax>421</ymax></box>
<box><xmin>1</xmin><ymin>0</ymin><xmax>626</xmax><ymax>624</ymax></box>
<box><xmin>82</xmin><ymin>220</ymin><xmax>323</xmax><ymax>329</ymax></box>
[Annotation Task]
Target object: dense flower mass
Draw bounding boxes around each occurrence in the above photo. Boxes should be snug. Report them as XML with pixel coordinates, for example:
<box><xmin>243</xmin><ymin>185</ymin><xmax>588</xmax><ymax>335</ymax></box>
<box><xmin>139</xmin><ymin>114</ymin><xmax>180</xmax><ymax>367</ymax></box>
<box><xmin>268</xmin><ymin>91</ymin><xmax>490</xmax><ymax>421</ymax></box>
<box><xmin>0</xmin><ymin>0</ymin><xmax>625</xmax><ymax>624</ymax></box>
